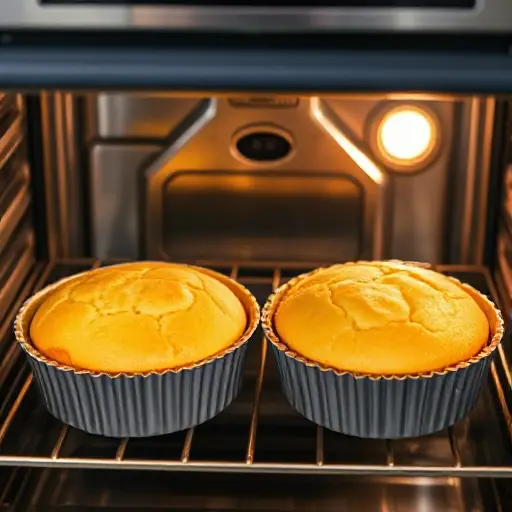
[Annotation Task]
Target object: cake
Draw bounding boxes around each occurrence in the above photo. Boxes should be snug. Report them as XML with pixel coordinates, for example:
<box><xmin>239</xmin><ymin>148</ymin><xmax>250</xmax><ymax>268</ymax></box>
<box><xmin>30</xmin><ymin>262</ymin><xmax>247</xmax><ymax>374</ymax></box>
<box><xmin>274</xmin><ymin>261</ymin><xmax>490</xmax><ymax>375</ymax></box>
<box><xmin>17</xmin><ymin>262</ymin><xmax>258</xmax><ymax>437</ymax></box>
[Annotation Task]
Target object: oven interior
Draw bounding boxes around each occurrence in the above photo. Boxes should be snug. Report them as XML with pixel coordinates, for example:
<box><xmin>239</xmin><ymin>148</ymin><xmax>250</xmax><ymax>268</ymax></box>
<box><xmin>0</xmin><ymin>90</ymin><xmax>511</xmax><ymax>511</ymax></box>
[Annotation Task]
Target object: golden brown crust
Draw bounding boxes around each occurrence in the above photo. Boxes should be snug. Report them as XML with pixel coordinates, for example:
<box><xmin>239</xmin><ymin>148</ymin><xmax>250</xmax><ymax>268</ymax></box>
<box><xmin>30</xmin><ymin>262</ymin><xmax>247</xmax><ymax>373</ymax></box>
<box><xmin>274</xmin><ymin>261</ymin><xmax>490</xmax><ymax>375</ymax></box>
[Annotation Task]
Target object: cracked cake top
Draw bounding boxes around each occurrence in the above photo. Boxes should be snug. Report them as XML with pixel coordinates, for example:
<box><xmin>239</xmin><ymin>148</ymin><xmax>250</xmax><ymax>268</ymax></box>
<box><xmin>29</xmin><ymin>262</ymin><xmax>247</xmax><ymax>373</ymax></box>
<box><xmin>274</xmin><ymin>261</ymin><xmax>489</xmax><ymax>375</ymax></box>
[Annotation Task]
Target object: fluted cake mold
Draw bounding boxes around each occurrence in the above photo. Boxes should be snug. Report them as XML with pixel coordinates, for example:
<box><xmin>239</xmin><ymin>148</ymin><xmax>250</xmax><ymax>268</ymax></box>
<box><xmin>15</xmin><ymin>263</ymin><xmax>260</xmax><ymax>438</ymax></box>
<box><xmin>262</xmin><ymin>261</ymin><xmax>504</xmax><ymax>439</ymax></box>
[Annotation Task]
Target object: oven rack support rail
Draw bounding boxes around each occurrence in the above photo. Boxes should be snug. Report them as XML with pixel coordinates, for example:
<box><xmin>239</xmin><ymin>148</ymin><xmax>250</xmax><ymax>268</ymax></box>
<box><xmin>0</xmin><ymin>259</ymin><xmax>510</xmax><ymax>477</ymax></box>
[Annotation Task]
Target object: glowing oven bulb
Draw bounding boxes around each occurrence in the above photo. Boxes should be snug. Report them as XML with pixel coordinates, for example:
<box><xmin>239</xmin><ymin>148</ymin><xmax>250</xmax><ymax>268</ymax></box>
<box><xmin>377</xmin><ymin>107</ymin><xmax>437</xmax><ymax>168</ymax></box>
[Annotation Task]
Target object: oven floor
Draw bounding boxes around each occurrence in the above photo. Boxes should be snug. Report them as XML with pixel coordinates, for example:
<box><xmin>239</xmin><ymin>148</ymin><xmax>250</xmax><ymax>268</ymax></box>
<box><xmin>0</xmin><ymin>261</ymin><xmax>510</xmax><ymax>511</ymax></box>
<box><xmin>11</xmin><ymin>470</ymin><xmax>503</xmax><ymax>511</ymax></box>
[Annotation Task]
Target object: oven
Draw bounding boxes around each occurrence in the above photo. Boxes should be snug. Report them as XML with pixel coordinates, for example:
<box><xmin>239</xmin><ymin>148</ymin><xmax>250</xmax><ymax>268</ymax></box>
<box><xmin>0</xmin><ymin>1</ymin><xmax>512</xmax><ymax>511</ymax></box>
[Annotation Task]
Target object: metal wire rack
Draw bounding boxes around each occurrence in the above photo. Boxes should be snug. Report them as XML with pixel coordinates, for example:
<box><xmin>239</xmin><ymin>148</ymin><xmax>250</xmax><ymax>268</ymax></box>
<box><xmin>0</xmin><ymin>259</ymin><xmax>510</xmax><ymax>478</ymax></box>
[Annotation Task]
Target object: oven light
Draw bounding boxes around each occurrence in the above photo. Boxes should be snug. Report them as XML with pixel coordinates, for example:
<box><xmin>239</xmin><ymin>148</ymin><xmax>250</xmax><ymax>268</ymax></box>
<box><xmin>376</xmin><ymin>106</ymin><xmax>439</xmax><ymax>170</ymax></box>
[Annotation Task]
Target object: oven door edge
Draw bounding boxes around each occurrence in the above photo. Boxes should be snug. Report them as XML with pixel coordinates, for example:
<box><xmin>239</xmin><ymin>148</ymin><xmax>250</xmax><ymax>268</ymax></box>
<box><xmin>1</xmin><ymin>40</ymin><xmax>512</xmax><ymax>92</ymax></box>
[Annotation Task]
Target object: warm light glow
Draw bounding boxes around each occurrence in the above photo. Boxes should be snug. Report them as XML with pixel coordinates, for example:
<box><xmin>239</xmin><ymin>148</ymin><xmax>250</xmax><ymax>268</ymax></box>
<box><xmin>377</xmin><ymin>107</ymin><xmax>437</xmax><ymax>166</ymax></box>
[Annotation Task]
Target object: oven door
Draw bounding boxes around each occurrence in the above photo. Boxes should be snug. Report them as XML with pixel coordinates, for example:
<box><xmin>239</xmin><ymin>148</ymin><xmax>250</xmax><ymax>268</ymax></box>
<box><xmin>1</xmin><ymin>0</ymin><xmax>512</xmax><ymax>33</ymax></box>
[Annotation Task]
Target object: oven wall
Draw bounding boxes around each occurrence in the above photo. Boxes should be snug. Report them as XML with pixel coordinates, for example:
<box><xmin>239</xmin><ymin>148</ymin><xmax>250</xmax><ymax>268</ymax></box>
<box><xmin>41</xmin><ymin>92</ymin><xmax>496</xmax><ymax>266</ymax></box>
<box><xmin>496</xmin><ymin>100</ymin><xmax>512</xmax><ymax>314</ymax></box>
<box><xmin>0</xmin><ymin>94</ymin><xmax>35</xmax><ymax>324</ymax></box>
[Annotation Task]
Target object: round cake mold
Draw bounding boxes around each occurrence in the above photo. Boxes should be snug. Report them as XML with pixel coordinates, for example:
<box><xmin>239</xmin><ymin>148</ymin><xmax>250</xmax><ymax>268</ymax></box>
<box><xmin>262</xmin><ymin>261</ymin><xmax>504</xmax><ymax>439</ymax></box>
<box><xmin>15</xmin><ymin>263</ymin><xmax>260</xmax><ymax>438</ymax></box>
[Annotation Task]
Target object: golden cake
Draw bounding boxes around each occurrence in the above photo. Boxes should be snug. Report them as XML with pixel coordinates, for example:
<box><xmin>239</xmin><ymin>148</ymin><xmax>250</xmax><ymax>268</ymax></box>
<box><xmin>274</xmin><ymin>261</ymin><xmax>490</xmax><ymax>375</ymax></box>
<box><xmin>30</xmin><ymin>262</ymin><xmax>247</xmax><ymax>373</ymax></box>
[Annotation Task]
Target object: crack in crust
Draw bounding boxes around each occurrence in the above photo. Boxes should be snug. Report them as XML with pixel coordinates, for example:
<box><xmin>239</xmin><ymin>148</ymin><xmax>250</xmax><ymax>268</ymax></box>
<box><xmin>37</xmin><ymin>268</ymin><xmax>217</xmax><ymax>329</ymax></box>
<box><xmin>29</xmin><ymin>263</ymin><xmax>248</xmax><ymax>374</ymax></box>
<box><xmin>274</xmin><ymin>261</ymin><xmax>491</xmax><ymax>375</ymax></box>
<box><xmin>326</xmin><ymin>281</ymin><xmax>442</xmax><ymax>334</ymax></box>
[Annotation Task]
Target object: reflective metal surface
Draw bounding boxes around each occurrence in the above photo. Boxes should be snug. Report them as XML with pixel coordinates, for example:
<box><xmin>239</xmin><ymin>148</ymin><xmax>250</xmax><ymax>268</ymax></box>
<box><xmin>40</xmin><ymin>93</ymin><xmax>84</xmax><ymax>259</ymax></box>
<box><xmin>96</xmin><ymin>94</ymin><xmax>202</xmax><ymax>139</ymax></box>
<box><xmin>91</xmin><ymin>144</ymin><xmax>161</xmax><ymax>259</ymax></box>
<box><xmin>141</xmin><ymin>97</ymin><xmax>388</xmax><ymax>262</ymax></box>
<box><xmin>163</xmin><ymin>171</ymin><xmax>362</xmax><ymax>263</ymax></box>
<box><xmin>14</xmin><ymin>472</ymin><xmax>494</xmax><ymax>511</ymax></box>
<box><xmin>0</xmin><ymin>226</ymin><xmax>35</xmax><ymax>328</ymax></box>
<box><xmin>497</xmin><ymin>227</ymin><xmax>512</xmax><ymax>303</ymax></box>
<box><xmin>1</xmin><ymin>0</ymin><xmax>512</xmax><ymax>33</ymax></box>
<box><xmin>0</xmin><ymin>94</ymin><xmax>34</xmax><ymax>321</ymax></box>
<box><xmin>0</xmin><ymin>135</ymin><xmax>29</xmax><ymax>250</ymax></box>
<box><xmin>88</xmin><ymin>93</ymin><xmax>492</xmax><ymax>264</ymax></box>
<box><xmin>456</xmin><ymin>98</ymin><xmax>496</xmax><ymax>265</ymax></box>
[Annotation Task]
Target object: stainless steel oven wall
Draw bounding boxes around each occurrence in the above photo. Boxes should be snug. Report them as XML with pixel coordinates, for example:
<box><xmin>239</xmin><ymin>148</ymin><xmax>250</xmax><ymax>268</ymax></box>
<box><xmin>496</xmin><ymin>120</ymin><xmax>512</xmax><ymax>315</ymax></box>
<box><xmin>70</xmin><ymin>92</ymin><xmax>493</xmax><ymax>266</ymax></box>
<box><xmin>40</xmin><ymin>92</ymin><xmax>85</xmax><ymax>260</ymax></box>
<box><xmin>37</xmin><ymin>92</ymin><xmax>494</xmax><ymax>264</ymax></box>
<box><xmin>0</xmin><ymin>94</ymin><xmax>34</xmax><ymax>324</ymax></box>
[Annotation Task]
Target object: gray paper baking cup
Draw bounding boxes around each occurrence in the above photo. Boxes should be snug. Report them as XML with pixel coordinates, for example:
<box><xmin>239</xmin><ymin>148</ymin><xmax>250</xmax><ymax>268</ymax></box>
<box><xmin>15</xmin><ymin>264</ymin><xmax>259</xmax><ymax>438</ymax></box>
<box><xmin>262</xmin><ymin>264</ymin><xmax>504</xmax><ymax>439</ymax></box>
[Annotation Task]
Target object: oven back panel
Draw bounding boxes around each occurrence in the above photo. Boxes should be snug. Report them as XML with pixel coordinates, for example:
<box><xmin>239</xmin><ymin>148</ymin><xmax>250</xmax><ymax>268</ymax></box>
<box><xmin>80</xmin><ymin>93</ymin><xmax>494</xmax><ymax>266</ymax></box>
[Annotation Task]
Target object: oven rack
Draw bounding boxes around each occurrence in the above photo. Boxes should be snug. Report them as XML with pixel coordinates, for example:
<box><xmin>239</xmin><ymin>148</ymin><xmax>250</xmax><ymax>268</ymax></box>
<box><xmin>0</xmin><ymin>259</ymin><xmax>510</xmax><ymax>477</ymax></box>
